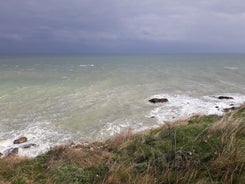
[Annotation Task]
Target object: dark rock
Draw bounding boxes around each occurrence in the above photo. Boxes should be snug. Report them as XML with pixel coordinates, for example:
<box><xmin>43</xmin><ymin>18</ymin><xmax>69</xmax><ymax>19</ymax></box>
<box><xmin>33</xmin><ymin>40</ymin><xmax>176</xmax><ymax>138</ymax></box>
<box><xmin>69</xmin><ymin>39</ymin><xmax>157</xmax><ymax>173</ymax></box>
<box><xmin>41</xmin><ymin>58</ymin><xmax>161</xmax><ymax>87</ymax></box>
<box><xmin>149</xmin><ymin>98</ymin><xmax>168</xmax><ymax>103</ymax></box>
<box><xmin>215</xmin><ymin>106</ymin><xmax>219</xmax><ymax>109</ymax></box>
<box><xmin>21</xmin><ymin>143</ymin><xmax>37</xmax><ymax>149</ymax></box>
<box><xmin>223</xmin><ymin>106</ymin><xmax>238</xmax><ymax>112</ymax></box>
<box><xmin>14</xmin><ymin>137</ymin><xmax>27</xmax><ymax>144</ymax></box>
<box><xmin>5</xmin><ymin>148</ymin><xmax>18</xmax><ymax>157</ymax></box>
<box><xmin>218</xmin><ymin>96</ymin><xmax>234</xmax><ymax>100</ymax></box>
<box><xmin>10</xmin><ymin>148</ymin><xmax>18</xmax><ymax>156</ymax></box>
<box><xmin>0</xmin><ymin>152</ymin><xmax>3</xmax><ymax>157</ymax></box>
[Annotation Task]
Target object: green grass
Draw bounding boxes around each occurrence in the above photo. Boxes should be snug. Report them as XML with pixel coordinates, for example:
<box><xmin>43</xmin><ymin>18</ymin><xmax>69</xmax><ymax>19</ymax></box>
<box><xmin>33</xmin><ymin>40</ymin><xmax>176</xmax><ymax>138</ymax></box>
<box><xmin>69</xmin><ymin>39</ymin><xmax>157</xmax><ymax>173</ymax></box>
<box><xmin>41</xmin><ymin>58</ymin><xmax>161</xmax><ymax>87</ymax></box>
<box><xmin>0</xmin><ymin>106</ymin><xmax>244</xmax><ymax>184</ymax></box>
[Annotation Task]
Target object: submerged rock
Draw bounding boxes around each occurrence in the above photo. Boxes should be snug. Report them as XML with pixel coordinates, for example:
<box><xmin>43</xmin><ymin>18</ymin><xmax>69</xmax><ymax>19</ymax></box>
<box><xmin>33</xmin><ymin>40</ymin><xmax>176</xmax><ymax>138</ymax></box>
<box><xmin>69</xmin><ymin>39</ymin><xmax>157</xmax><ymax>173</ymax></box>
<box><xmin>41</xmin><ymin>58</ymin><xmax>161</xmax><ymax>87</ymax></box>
<box><xmin>149</xmin><ymin>98</ymin><xmax>168</xmax><ymax>103</ymax></box>
<box><xmin>218</xmin><ymin>96</ymin><xmax>234</xmax><ymax>100</ymax></box>
<box><xmin>21</xmin><ymin>143</ymin><xmax>37</xmax><ymax>149</ymax></box>
<box><xmin>14</xmin><ymin>137</ymin><xmax>27</xmax><ymax>144</ymax></box>
<box><xmin>223</xmin><ymin>106</ymin><xmax>239</xmax><ymax>112</ymax></box>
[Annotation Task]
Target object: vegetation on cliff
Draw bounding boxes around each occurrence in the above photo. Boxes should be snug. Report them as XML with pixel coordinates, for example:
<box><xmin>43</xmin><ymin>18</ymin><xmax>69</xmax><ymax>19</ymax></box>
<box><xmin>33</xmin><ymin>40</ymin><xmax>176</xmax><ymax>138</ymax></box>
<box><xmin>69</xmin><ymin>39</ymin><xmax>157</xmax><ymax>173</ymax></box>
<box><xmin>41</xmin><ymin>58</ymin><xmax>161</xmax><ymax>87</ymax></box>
<box><xmin>0</xmin><ymin>106</ymin><xmax>244</xmax><ymax>184</ymax></box>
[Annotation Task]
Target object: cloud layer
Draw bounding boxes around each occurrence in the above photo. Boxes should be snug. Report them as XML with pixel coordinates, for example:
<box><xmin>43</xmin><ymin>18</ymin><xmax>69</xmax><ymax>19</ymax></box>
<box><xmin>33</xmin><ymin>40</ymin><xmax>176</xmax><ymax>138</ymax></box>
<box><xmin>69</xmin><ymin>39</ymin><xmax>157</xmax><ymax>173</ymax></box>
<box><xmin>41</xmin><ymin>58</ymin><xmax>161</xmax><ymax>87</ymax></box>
<box><xmin>1</xmin><ymin>0</ymin><xmax>245</xmax><ymax>53</ymax></box>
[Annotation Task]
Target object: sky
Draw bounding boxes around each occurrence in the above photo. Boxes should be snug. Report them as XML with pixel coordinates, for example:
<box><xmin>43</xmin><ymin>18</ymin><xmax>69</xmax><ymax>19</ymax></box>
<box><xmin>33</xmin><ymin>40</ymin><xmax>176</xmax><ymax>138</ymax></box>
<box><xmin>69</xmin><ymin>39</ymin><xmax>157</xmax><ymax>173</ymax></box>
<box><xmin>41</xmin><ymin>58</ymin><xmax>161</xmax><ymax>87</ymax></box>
<box><xmin>0</xmin><ymin>0</ymin><xmax>245</xmax><ymax>54</ymax></box>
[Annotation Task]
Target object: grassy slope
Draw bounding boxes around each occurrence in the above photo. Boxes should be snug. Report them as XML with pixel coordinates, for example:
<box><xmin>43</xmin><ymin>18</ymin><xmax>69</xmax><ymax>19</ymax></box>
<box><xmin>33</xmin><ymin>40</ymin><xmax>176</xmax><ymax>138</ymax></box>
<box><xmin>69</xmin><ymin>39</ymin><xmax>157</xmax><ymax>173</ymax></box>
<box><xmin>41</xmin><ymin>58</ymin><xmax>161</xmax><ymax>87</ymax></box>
<box><xmin>0</xmin><ymin>106</ymin><xmax>244</xmax><ymax>184</ymax></box>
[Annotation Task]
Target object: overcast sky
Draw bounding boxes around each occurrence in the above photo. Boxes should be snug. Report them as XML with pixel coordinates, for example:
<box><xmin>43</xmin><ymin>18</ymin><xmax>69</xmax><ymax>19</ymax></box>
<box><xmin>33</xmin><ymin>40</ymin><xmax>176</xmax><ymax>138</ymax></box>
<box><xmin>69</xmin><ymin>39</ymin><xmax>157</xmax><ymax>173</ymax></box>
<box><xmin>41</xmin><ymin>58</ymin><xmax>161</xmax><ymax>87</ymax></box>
<box><xmin>1</xmin><ymin>0</ymin><xmax>245</xmax><ymax>54</ymax></box>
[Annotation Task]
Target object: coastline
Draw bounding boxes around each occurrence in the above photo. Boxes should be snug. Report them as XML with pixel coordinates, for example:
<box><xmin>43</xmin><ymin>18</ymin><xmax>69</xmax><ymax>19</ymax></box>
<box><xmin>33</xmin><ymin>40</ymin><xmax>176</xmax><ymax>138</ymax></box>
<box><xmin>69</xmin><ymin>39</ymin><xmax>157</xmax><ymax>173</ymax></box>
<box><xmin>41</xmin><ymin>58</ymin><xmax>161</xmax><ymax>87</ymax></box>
<box><xmin>1</xmin><ymin>93</ymin><xmax>245</xmax><ymax>158</ymax></box>
<box><xmin>0</xmin><ymin>105</ymin><xmax>244</xmax><ymax>183</ymax></box>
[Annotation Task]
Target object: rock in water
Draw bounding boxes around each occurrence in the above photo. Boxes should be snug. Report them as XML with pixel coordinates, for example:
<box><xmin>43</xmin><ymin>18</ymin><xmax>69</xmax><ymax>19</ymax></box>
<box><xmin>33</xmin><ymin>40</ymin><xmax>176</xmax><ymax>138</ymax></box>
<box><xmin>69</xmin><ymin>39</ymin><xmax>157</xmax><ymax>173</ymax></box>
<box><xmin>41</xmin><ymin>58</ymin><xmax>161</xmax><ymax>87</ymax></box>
<box><xmin>218</xmin><ymin>96</ymin><xmax>234</xmax><ymax>100</ymax></box>
<box><xmin>5</xmin><ymin>148</ymin><xmax>18</xmax><ymax>157</ymax></box>
<box><xmin>22</xmin><ymin>144</ymin><xmax>37</xmax><ymax>149</ymax></box>
<box><xmin>0</xmin><ymin>152</ymin><xmax>3</xmax><ymax>157</ymax></box>
<box><xmin>14</xmin><ymin>137</ymin><xmax>28</xmax><ymax>144</ymax></box>
<box><xmin>223</xmin><ymin>107</ymin><xmax>238</xmax><ymax>112</ymax></box>
<box><xmin>149</xmin><ymin>98</ymin><xmax>168</xmax><ymax>103</ymax></box>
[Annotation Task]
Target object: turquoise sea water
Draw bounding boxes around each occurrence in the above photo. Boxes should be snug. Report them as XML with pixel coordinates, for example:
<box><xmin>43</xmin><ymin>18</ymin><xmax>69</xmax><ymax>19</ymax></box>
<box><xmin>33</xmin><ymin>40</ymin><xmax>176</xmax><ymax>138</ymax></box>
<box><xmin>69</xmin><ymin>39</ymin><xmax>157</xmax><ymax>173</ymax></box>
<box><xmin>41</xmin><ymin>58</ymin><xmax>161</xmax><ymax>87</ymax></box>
<box><xmin>0</xmin><ymin>54</ymin><xmax>245</xmax><ymax>157</ymax></box>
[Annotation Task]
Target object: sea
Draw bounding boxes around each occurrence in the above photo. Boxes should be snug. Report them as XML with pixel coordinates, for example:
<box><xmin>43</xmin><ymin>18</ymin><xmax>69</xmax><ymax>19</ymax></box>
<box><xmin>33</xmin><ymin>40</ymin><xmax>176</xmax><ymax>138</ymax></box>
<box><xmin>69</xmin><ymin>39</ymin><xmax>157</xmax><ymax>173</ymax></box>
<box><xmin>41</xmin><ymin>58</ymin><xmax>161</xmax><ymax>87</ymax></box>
<box><xmin>0</xmin><ymin>54</ymin><xmax>245</xmax><ymax>157</ymax></box>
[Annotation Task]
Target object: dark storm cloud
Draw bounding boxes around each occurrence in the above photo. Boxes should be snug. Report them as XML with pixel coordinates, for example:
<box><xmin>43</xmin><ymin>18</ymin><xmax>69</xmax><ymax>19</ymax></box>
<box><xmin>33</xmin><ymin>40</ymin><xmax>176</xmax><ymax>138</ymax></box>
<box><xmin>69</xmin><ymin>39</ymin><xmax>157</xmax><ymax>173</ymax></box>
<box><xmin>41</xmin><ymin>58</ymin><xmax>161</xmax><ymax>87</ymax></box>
<box><xmin>1</xmin><ymin>0</ymin><xmax>245</xmax><ymax>54</ymax></box>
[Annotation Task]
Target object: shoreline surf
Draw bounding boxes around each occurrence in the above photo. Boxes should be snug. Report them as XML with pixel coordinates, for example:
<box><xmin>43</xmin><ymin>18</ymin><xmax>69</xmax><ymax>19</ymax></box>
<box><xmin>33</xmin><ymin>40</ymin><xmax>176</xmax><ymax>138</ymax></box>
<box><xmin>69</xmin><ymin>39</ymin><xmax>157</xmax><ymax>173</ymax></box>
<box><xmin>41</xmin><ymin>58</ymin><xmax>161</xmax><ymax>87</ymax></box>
<box><xmin>1</xmin><ymin>92</ymin><xmax>245</xmax><ymax>158</ymax></box>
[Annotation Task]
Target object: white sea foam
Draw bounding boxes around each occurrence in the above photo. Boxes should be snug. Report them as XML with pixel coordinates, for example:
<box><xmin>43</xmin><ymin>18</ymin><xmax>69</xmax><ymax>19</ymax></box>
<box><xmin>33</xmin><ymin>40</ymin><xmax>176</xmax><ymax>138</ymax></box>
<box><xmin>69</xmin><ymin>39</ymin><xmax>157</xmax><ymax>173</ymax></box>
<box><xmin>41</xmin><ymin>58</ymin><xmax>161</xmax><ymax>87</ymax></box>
<box><xmin>79</xmin><ymin>64</ymin><xmax>94</xmax><ymax>67</ymax></box>
<box><xmin>146</xmin><ymin>93</ymin><xmax>245</xmax><ymax>123</ymax></box>
<box><xmin>0</xmin><ymin>121</ymin><xmax>74</xmax><ymax>158</ymax></box>
<box><xmin>224</xmin><ymin>66</ymin><xmax>239</xmax><ymax>70</ymax></box>
<box><xmin>98</xmin><ymin>119</ymin><xmax>149</xmax><ymax>139</ymax></box>
<box><xmin>99</xmin><ymin>121</ymin><xmax>130</xmax><ymax>137</ymax></box>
